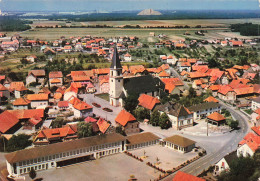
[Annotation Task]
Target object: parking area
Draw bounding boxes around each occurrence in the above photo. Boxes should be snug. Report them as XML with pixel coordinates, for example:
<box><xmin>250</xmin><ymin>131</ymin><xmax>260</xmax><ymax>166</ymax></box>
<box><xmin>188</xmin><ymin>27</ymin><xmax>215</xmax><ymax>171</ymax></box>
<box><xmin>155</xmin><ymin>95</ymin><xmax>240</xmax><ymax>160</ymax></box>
<box><xmin>129</xmin><ymin>145</ymin><xmax>198</xmax><ymax>171</ymax></box>
<box><xmin>24</xmin><ymin>153</ymin><xmax>162</xmax><ymax>181</ymax></box>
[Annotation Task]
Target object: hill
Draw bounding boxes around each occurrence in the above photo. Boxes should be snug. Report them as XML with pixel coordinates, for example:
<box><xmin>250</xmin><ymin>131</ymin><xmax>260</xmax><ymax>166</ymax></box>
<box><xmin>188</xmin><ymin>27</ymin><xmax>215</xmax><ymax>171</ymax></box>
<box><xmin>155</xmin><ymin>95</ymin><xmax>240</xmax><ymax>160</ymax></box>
<box><xmin>137</xmin><ymin>9</ymin><xmax>162</xmax><ymax>16</ymax></box>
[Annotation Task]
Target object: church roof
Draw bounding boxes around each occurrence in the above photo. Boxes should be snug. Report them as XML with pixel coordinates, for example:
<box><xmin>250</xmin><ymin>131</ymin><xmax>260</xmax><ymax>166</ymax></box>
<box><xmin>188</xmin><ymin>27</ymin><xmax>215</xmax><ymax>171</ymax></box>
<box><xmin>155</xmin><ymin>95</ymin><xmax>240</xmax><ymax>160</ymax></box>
<box><xmin>110</xmin><ymin>46</ymin><xmax>122</xmax><ymax>69</ymax></box>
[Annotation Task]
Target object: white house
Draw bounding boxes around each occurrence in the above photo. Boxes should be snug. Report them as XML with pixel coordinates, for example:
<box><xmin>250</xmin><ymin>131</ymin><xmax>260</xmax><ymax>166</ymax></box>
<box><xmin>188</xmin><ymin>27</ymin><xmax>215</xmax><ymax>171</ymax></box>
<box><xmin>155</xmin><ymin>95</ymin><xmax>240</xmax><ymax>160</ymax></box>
<box><xmin>252</xmin><ymin>97</ymin><xmax>260</xmax><ymax>111</ymax></box>
<box><xmin>189</xmin><ymin>102</ymin><xmax>221</xmax><ymax>120</ymax></box>
<box><xmin>27</xmin><ymin>94</ymin><xmax>49</xmax><ymax>108</ymax></box>
<box><xmin>214</xmin><ymin>151</ymin><xmax>237</xmax><ymax>176</ymax></box>
<box><xmin>163</xmin><ymin>135</ymin><xmax>196</xmax><ymax>153</ymax></box>
<box><xmin>124</xmin><ymin>53</ymin><xmax>132</xmax><ymax>62</ymax></box>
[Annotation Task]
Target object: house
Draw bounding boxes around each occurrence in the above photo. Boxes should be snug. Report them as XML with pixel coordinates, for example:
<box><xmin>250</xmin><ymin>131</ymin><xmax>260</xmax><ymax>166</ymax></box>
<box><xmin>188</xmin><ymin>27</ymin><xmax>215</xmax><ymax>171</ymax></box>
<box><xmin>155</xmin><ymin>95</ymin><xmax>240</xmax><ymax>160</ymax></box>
<box><xmin>9</xmin><ymin>82</ymin><xmax>28</xmax><ymax>99</ymax></box>
<box><xmin>124</xmin><ymin>53</ymin><xmax>132</xmax><ymax>62</ymax></box>
<box><xmin>0</xmin><ymin>111</ymin><xmax>20</xmax><ymax>134</ymax></box>
<box><xmin>26</xmin><ymin>70</ymin><xmax>46</xmax><ymax>86</ymax></box>
<box><xmin>221</xmin><ymin>41</ymin><xmax>228</xmax><ymax>46</ymax></box>
<box><xmin>26</xmin><ymin>55</ymin><xmax>37</xmax><ymax>63</ymax></box>
<box><xmin>163</xmin><ymin>135</ymin><xmax>196</xmax><ymax>153</ymax></box>
<box><xmin>7</xmin><ymin>109</ymin><xmax>45</xmax><ymax>130</ymax></box>
<box><xmin>179</xmin><ymin>62</ymin><xmax>191</xmax><ymax>72</ymax></box>
<box><xmin>173</xmin><ymin>171</ymin><xmax>205</xmax><ymax>181</ymax></box>
<box><xmin>69</xmin><ymin>97</ymin><xmax>93</xmax><ymax>118</ymax></box>
<box><xmin>214</xmin><ymin>151</ymin><xmax>237</xmax><ymax>176</ymax></box>
<box><xmin>97</xmin><ymin>118</ymin><xmax>111</xmax><ymax>134</ymax></box>
<box><xmin>207</xmin><ymin>112</ymin><xmax>226</xmax><ymax>126</ymax></box>
<box><xmin>85</xmin><ymin>82</ymin><xmax>96</xmax><ymax>93</ymax></box>
<box><xmin>251</xmin><ymin>108</ymin><xmax>260</xmax><ymax>126</ymax></box>
<box><xmin>138</xmin><ymin>94</ymin><xmax>160</xmax><ymax>111</ymax></box>
<box><xmin>57</xmin><ymin>101</ymin><xmax>69</xmax><ymax>111</ymax></box>
<box><xmin>154</xmin><ymin>102</ymin><xmax>194</xmax><ymax>130</ymax></box>
<box><xmin>0</xmin><ymin>83</ymin><xmax>10</xmax><ymax>99</ymax></box>
<box><xmin>49</xmin><ymin>71</ymin><xmax>63</xmax><ymax>87</ymax></box>
<box><xmin>158</xmin><ymin>71</ymin><xmax>170</xmax><ymax>78</ymax></box>
<box><xmin>237</xmin><ymin>132</ymin><xmax>260</xmax><ymax>157</ymax></box>
<box><xmin>252</xmin><ymin>96</ymin><xmax>260</xmax><ymax>111</ymax></box>
<box><xmin>217</xmin><ymin>85</ymin><xmax>236</xmax><ymax>102</ymax></box>
<box><xmin>64</xmin><ymin>85</ymin><xmax>78</xmax><ymax>101</ymax></box>
<box><xmin>12</xmin><ymin>98</ymin><xmax>31</xmax><ymax>110</ymax></box>
<box><xmin>33</xmin><ymin>125</ymin><xmax>78</xmax><ymax>146</ymax></box>
<box><xmin>5</xmin><ymin>133</ymin><xmax>126</xmax><ymax>176</ymax></box>
<box><xmin>26</xmin><ymin>94</ymin><xmax>49</xmax><ymax>108</ymax></box>
<box><xmin>99</xmin><ymin>78</ymin><xmax>109</xmax><ymax>93</ymax></box>
<box><xmin>229</xmin><ymin>40</ymin><xmax>243</xmax><ymax>47</ymax></box>
<box><xmin>115</xmin><ymin>109</ymin><xmax>140</xmax><ymax>135</ymax></box>
<box><xmin>166</xmin><ymin>55</ymin><xmax>177</xmax><ymax>65</ymax></box>
<box><xmin>126</xmin><ymin>132</ymin><xmax>160</xmax><ymax>150</ymax></box>
<box><xmin>204</xmin><ymin>96</ymin><xmax>219</xmax><ymax>103</ymax></box>
<box><xmin>189</xmin><ymin>102</ymin><xmax>221</xmax><ymax>120</ymax></box>
<box><xmin>161</xmin><ymin>78</ymin><xmax>184</xmax><ymax>94</ymax></box>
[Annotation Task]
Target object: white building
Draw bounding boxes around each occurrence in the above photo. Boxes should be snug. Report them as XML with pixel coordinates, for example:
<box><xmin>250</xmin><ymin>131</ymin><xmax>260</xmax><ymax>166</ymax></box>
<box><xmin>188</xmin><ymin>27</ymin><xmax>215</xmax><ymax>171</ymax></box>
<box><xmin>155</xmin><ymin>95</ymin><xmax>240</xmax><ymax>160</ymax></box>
<box><xmin>189</xmin><ymin>102</ymin><xmax>221</xmax><ymax>120</ymax></box>
<box><xmin>5</xmin><ymin>133</ymin><xmax>126</xmax><ymax>177</ymax></box>
<box><xmin>252</xmin><ymin>97</ymin><xmax>260</xmax><ymax>111</ymax></box>
<box><xmin>163</xmin><ymin>135</ymin><xmax>196</xmax><ymax>153</ymax></box>
<box><xmin>214</xmin><ymin>151</ymin><xmax>237</xmax><ymax>176</ymax></box>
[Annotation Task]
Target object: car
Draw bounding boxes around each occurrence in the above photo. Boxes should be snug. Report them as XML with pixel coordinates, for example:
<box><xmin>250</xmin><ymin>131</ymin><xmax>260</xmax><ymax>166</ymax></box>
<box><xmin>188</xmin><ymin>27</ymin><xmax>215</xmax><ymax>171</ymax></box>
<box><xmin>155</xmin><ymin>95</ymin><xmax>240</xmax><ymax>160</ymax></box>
<box><xmin>102</xmin><ymin>107</ymin><xmax>113</xmax><ymax>112</ymax></box>
<box><xmin>92</xmin><ymin>102</ymin><xmax>101</xmax><ymax>108</ymax></box>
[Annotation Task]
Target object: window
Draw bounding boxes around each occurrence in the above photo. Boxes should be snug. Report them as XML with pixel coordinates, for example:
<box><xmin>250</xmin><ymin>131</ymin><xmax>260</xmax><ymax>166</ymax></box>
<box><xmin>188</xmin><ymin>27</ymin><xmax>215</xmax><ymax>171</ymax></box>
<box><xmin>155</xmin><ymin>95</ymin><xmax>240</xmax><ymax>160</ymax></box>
<box><xmin>39</xmin><ymin>165</ymin><xmax>41</xmax><ymax>170</ymax></box>
<box><xmin>24</xmin><ymin>168</ymin><xmax>26</xmax><ymax>173</ymax></box>
<box><xmin>118</xmin><ymin>80</ymin><xmax>120</xmax><ymax>82</ymax></box>
<box><xmin>49</xmin><ymin>156</ymin><xmax>52</xmax><ymax>160</ymax></box>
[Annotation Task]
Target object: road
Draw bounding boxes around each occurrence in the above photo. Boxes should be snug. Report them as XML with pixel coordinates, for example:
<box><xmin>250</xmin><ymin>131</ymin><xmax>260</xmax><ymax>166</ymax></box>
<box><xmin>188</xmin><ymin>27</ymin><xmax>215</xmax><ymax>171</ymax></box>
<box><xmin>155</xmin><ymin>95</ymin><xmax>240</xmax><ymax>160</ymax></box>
<box><xmin>162</xmin><ymin>100</ymin><xmax>250</xmax><ymax>180</ymax></box>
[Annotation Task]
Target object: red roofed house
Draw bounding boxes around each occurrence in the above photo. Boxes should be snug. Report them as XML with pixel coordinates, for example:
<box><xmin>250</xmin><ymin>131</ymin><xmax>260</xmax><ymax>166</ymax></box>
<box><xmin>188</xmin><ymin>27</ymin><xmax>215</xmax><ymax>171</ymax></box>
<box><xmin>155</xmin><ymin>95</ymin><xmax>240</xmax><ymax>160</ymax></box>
<box><xmin>179</xmin><ymin>62</ymin><xmax>191</xmax><ymax>72</ymax></box>
<box><xmin>7</xmin><ymin>109</ymin><xmax>45</xmax><ymax>131</ymax></box>
<box><xmin>207</xmin><ymin>112</ymin><xmax>226</xmax><ymax>126</ymax></box>
<box><xmin>217</xmin><ymin>85</ymin><xmax>236</xmax><ymax>102</ymax></box>
<box><xmin>237</xmin><ymin>131</ymin><xmax>260</xmax><ymax>157</ymax></box>
<box><xmin>12</xmin><ymin>97</ymin><xmax>31</xmax><ymax>110</ymax></box>
<box><xmin>26</xmin><ymin>69</ymin><xmax>46</xmax><ymax>86</ymax></box>
<box><xmin>173</xmin><ymin>171</ymin><xmax>205</xmax><ymax>181</ymax></box>
<box><xmin>33</xmin><ymin>125</ymin><xmax>78</xmax><ymax>146</ymax></box>
<box><xmin>229</xmin><ymin>40</ymin><xmax>243</xmax><ymax>47</ymax></box>
<box><xmin>64</xmin><ymin>85</ymin><xmax>78</xmax><ymax>101</ymax></box>
<box><xmin>69</xmin><ymin>97</ymin><xmax>93</xmax><ymax>118</ymax></box>
<box><xmin>99</xmin><ymin>77</ymin><xmax>109</xmax><ymax>93</ymax></box>
<box><xmin>0</xmin><ymin>83</ymin><xmax>10</xmax><ymax>99</ymax></box>
<box><xmin>138</xmin><ymin>94</ymin><xmax>160</xmax><ymax>111</ymax></box>
<box><xmin>97</xmin><ymin>118</ymin><xmax>111</xmax><ymax>134</ymax></box>
<box><xmin>9</xmin><ymin>82</ymin><xmax>28</xmax><ymax>99</ymax></box>
<box><xmin>0</xmin><ymin>111</ymin><xmax>20</xmax><ymax>134</ymax></box>
<box><xmin>58</xmin><ymin>101</ymin><xmax>69</xmax><ymax>111</ymax></box>
<box><xmin>204</xmin><ymin>96</ymin><xmax>219</xmax><ymax>103</ymax></box>
<box><xmin>49</xmin><ymin>71</ymin><xmax>63</xmax><ymax>87</ymax></box>
<box><xmin>27</xmin><ymin>94</ymin><xmax>49</xmax><ymax>108</ymax></box>
<box><xmin>115</xmin><ymin>110</ymin><xmax>140</xmax><ymax>135</ymax></box>
<box><xmin>124</xmin><ymin>53</ymin><xmax>132</xmax><ymax>62</ymax></box>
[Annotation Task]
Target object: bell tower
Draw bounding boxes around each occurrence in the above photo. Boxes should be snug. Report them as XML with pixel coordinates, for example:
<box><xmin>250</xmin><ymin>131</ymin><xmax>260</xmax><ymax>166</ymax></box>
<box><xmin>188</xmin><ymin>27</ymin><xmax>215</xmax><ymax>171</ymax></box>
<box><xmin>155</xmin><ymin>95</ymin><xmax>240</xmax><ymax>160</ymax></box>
<box><xmin>109</xmin><ymin>46</ymin><xmax>123</xmax><ymax>107</ymax></box>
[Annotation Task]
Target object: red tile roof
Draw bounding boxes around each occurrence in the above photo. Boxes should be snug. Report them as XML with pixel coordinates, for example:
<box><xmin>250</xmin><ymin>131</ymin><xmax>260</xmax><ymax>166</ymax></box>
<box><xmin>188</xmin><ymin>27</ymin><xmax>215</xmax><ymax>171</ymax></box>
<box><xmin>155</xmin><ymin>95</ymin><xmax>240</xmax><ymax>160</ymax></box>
<box><xmin>138</xmin><ymin>94</ymin><xmax>160</xmax><ymax>110</ymax></box>
<box><xmin>27</xmin><ymin>94</ymin><xmax>48</xmax><ymax>101</ymax></box>
<box><xmin>204</xmin><ymin>96</ymin><xmax>219</xmax><ymax>103</ymax></box>
<box><xmin>0</xmin><ymin>84</ymin><xmax>7</xmax><ymax>91</ymax></box>
<box><xmin>115</xmin><ymin>109</ymin><xmax>136</xmax><ymax>127</ymax></box>
<box><xmin>173</xmin><ymin>171</ymin><xmax>205</xmax><ymax>181</ymax></box>
<box><xmin>209</xmin><ymin>85</ymin><xmax>221</xmax><ymax>91</ymax></box>
<box><xmin>28</xmin><ymin>70</ymin><xmax>45</xmax><ymax>77</ymax></box>
<box><xmin>97</xmin><ymin>118</ymin><xmax>110</xmax><ymax>133</ymax></box>
<box><xmin>69</xmin><ymin>97</ymin><xmax>92</xmax><ymax>110</ymax></box>
<box><xmin>252</xmin><ymin>126</ymin><xmax>260</xmax><ymax>136</ymax></box>
<box><xmin>207</xmin><ymin>112</ymin><xmax>225</xmax><ymax>121</ymax></box>
<box><xmin>218</xmin><ymin>85</ymin><xmax>233</xmax><ymax>95</ymax></box>
<box><xmin>239</xmin><ymin>132</ymin><xmax>260</xmax><ymax>152</ymax></box>
<box><xmin>58</xmin><ymin>101</ymin><xmax>69</xmax><ymax>108</ymax></box>
<box><xmin>65</xmin><ymin>85</ymin><xmax>78</xmax><ymax>94</ymax></box>
<box><xmin>49</xmin><ymin>71</ymin><xmax>63</xmax><ymax>78</ymax></box>
<box><xmin>9</xmin><ymin>82</ymin><xmax>27</xmax><ymax>92</ymax></box>
<box><xmin>50</xmin><ymin>79</ymin><xmax>61</xmax><ymax>84</ymax></box>
<box><xmin>0</xmin><ymin>111</ymin><xmax>20</xmax><ymax>133</ymax></box>
<box><xmin>158</xmin><ymin>71</ymin><xmax>170</xmax><ymax>77</ymax></box>
<box><xmin>234</xmin><ymin>87</ymin><xmax>254</xmax><ymax>96</ymax></box>
<box><xmin>37</xmin><ymin>126</ymin><xmax>77</xmax><ymax>140</ymax></box>
<box><xmin>13</xmin><ymin>98</ymin><xmax>31</xmax><ymax>106</ymax></box>
<box><xmin>7</xmin><ymin>109</ymin><xmax>44</xmax><ymax>120</ymax></box>
<box><xmin>84</xmin><ymin>117</ymin><xmax>98</xmax><ymax>123</ymax></box>
<box><xmin>188</xmin><ymin>72</ymin><xmax>207</xmax><ymax>79</ymax></box>
<box><xmin>54</xmin><ymin>93</ymin><xmax>63</xmax><ymax>100</ymax></box>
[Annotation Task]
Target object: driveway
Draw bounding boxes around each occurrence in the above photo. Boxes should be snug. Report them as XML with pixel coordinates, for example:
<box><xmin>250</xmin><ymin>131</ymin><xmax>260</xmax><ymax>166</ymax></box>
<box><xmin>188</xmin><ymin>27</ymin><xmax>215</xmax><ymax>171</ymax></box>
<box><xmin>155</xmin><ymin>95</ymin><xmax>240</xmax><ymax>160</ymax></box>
<box><xmin>79</xmin><ymin>94</ymin><xmax>122</xmax><ymax>126</ymax></box>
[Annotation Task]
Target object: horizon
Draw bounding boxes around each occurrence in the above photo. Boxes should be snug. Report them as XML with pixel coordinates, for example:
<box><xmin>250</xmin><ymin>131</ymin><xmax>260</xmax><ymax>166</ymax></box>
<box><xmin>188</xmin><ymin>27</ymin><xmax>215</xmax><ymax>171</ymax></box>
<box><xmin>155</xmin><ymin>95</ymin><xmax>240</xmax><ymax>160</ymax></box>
<box><xmin>1</xmin><ymin>0</ymin><xmax>260</xmax><ymax>12</ymax></box>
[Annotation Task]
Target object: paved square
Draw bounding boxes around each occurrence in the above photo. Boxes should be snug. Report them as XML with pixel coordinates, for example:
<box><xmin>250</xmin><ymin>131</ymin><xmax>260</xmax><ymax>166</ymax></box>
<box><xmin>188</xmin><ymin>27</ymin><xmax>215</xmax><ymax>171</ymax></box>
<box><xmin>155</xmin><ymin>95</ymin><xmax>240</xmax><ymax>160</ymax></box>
<box><xmin>129</xmin><ymin>145</ymin><xmax>198</xmax><ymax>171</ymax></box>
<box><xmin>24</xmin><ymin>153</ymin><xmax>162</xmax><ymax>181</ymax></box>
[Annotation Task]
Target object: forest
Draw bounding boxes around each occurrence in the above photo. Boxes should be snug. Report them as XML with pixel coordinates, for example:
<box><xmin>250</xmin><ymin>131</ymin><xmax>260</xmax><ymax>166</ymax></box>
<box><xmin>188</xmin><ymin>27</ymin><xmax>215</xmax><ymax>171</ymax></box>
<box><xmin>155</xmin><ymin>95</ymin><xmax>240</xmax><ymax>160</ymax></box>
<box><xmin>231</xmin><ymin>23</ymin><xmax>260</xmax><ymax>36</ymax></box>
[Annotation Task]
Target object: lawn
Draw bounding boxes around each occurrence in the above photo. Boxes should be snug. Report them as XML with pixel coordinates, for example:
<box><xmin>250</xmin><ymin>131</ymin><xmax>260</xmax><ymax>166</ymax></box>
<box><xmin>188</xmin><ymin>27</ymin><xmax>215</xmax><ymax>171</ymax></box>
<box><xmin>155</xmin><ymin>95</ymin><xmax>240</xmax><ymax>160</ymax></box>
<box><xmin>95</xmin><ymin>93</ymin><xmax>110</xmax><ymax>102</ymax></box>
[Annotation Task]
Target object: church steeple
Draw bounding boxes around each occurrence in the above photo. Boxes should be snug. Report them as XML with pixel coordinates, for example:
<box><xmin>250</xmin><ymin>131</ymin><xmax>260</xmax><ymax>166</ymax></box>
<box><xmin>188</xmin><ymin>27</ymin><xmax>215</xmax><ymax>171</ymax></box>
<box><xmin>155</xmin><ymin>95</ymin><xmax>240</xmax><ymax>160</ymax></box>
<box><xmin>110</xmin><ymin>46</ymin><xmax>122</xmax><ymax>69</ymax></box>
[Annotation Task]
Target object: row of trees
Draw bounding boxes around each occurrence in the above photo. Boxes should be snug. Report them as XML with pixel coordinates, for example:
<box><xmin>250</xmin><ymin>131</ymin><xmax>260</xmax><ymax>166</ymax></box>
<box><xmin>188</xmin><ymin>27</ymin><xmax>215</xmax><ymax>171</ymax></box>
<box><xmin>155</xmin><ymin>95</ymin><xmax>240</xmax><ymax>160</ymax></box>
<box><xmin>0</xmin><ymin>134</ymin><xmax>32</xmax><ymax>152</ymax></box>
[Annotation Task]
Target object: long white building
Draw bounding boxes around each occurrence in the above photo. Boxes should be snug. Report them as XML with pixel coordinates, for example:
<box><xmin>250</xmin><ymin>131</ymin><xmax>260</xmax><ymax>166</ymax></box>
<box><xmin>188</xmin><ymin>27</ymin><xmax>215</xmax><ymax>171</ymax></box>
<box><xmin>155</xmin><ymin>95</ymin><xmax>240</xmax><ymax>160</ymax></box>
<box><xmin>5</xmin><ymin>133</ymin><xmax>126</xmax><ymax>176</ymax></box>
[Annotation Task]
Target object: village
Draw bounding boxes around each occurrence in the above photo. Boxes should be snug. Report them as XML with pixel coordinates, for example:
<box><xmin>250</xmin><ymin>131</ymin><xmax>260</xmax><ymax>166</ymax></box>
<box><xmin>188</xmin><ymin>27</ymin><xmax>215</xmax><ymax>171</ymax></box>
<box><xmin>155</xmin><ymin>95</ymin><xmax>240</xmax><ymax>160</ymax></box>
<box><xmin>0</xmin><ymin>30</ymin><xmax>259</xmax><ymax>181</ymax></box>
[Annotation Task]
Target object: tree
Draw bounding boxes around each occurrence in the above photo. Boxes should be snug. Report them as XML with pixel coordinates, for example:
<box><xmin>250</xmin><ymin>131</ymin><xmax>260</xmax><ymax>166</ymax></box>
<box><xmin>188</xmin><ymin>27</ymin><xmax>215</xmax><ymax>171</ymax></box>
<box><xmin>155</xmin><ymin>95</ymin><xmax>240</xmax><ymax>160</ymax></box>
<box><xmin>159</xmin><ymin>113</ymin><xmax>172</xmax><ymax>129</ymax></box>
<box><xmin>29</xmin><ymin>167</ymin><xmax>36</xmax><ymax>180</ymax></box>
<box><xmin>229</xmin><ymin>120</ymin><xmax>239</xmax><ymax>130</ymax></box>
<box><xmin>134</xmin><ymin>107</ymin><xmax>150</xmax><ymax>122</ymax></box>
<box><xmin>6</xmin><ymin>134</ymin><xmax>32</xmax><ymax>152</ymax></box>
<box><xmin>123</xmin><ymin>93</ymin><xmax>139</xmax><ymax>113</ymax></box>
<box><xmin>115</xmin><ymin>126</ymin><xmax>125</xmax><ymax>136</ymax></box>
<box><xmin>51</xmin><ymin>117</ymin><xmax>65</xmax><ymax>128</ymax></box>
<box><xmin>149</xmin><ymin>110</ymin><xmax>160</xmax><ymax>126</ymax></box>
<box><xmin>77</xmin><ymin>122</ymin><xmax>93</xmax><ymax>138</ymax></box>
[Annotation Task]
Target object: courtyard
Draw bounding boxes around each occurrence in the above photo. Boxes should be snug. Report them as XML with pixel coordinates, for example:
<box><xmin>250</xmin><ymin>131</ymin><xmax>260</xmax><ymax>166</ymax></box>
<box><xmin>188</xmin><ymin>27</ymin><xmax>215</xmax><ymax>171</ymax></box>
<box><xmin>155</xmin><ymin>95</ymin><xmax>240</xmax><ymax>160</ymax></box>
<box><xmin>129</xmin><ymin>145</ymin><xmax>198</xmax><ymax>171</ymax></box>
<box><xmin>24</xmin><ymin>153</ymin><xmax>162</xmax><ymax>181</ymax></box>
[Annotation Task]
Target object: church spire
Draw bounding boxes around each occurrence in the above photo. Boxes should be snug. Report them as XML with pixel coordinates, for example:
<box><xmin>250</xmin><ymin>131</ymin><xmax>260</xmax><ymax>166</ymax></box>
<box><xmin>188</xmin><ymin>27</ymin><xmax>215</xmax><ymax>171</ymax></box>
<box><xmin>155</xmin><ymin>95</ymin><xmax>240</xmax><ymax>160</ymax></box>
<box><xmin>110</xmin><ymin>46</ymin><xmax>122</xmax><ymax>69</ymax></box>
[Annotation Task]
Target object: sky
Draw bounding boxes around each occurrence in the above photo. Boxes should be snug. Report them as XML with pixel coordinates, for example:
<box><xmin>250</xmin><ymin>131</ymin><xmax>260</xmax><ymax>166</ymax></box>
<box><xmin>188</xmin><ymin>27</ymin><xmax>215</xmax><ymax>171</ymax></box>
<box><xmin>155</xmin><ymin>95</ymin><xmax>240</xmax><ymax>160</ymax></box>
<box><xmin>0</xmin><ymin>0</ymin><xmax>259</xmax><ymax>12</ymax></box>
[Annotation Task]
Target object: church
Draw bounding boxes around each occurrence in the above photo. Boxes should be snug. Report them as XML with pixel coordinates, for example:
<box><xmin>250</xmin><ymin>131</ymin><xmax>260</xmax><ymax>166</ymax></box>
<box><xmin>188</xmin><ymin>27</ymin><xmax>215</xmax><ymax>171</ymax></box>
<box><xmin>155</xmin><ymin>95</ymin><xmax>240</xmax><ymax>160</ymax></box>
<box><xmin>109</xmin><ymin>46</ymin><xmax>165</xmax><ymax>107</ymax></box>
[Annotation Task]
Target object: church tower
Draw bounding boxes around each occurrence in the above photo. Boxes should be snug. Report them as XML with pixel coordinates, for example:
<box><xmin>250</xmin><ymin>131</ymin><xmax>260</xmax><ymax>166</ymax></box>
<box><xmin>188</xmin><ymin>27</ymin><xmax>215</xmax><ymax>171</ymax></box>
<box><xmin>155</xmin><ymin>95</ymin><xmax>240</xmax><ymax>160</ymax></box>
<box><xmin>109</xmin><ymin>46</ymin><xmax>123</xmax><ymax>107</ymax></box>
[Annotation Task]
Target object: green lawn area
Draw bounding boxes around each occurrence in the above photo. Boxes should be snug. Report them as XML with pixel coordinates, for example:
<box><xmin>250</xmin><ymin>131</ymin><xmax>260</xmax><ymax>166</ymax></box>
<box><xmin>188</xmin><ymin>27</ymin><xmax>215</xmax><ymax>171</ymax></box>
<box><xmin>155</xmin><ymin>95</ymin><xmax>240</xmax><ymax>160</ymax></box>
<box><xmin>95</xmin><ymin>93</ymin><xmax>109</xmax><ymax>102</ymax></box>
<box><xmin>244</xmin><ymin>109</ymin><xmax>253</xmax><ymax>115</ymax></box>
